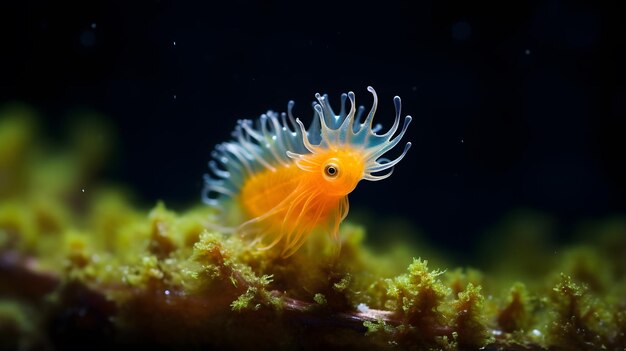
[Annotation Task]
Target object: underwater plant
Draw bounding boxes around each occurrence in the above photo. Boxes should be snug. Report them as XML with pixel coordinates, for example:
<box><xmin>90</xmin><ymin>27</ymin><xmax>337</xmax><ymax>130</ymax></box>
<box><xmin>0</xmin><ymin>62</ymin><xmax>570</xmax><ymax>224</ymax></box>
<box><xmin>202</xmin><ymin>87</ymin><xmax>412</xmax><ymax>257</ymax></box>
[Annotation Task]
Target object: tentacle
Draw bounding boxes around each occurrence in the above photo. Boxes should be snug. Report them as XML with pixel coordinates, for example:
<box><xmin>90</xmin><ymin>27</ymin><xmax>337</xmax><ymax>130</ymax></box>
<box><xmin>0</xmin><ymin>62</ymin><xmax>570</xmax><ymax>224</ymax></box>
<box><xmin>366</xmin><ymin>142</ymin><xmax>412</xmax><ymax>173</ymax></box>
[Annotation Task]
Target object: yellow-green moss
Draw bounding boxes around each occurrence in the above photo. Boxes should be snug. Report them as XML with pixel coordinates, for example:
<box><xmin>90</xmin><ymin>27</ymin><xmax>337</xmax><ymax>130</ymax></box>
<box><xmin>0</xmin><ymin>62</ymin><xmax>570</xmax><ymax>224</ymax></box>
<box><xmin>545</xmin><ymin>273</ymin><xmax>616</xmax><ymax>350</ymax></box>
<box><xmin>497</xmin><ymin>282</ymin><xmax>531</xmax><ymax>333</ymax></box>
<box><xmin>0</xmin><ymin>301</ymin><xmax>40</xmax><ymax>350</ymax></box>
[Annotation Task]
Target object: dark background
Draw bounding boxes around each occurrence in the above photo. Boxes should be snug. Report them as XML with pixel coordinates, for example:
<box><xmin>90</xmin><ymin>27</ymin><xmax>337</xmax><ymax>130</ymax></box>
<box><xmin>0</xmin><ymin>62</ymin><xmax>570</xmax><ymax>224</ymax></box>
<box><xmin>1</xmin><ymin>0</ymin><xmax>625</xmax><ymax>255</ymax></box>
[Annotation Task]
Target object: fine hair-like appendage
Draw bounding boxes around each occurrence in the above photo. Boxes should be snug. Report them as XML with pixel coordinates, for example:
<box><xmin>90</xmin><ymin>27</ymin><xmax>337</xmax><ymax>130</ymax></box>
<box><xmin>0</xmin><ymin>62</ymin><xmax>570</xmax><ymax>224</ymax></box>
<box><xmin>288</xmin><ymin>86</ymin><xmax>412</xmax><ymax>181</ymax></box>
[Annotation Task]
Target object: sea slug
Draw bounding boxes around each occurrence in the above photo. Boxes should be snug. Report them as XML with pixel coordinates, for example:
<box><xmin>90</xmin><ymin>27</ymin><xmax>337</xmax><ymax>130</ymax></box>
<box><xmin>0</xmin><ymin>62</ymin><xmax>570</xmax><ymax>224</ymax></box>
<box><xmin>203</xmin><ymin>87</ymin><xmax>411</xmax><ymax>257</ymax></box>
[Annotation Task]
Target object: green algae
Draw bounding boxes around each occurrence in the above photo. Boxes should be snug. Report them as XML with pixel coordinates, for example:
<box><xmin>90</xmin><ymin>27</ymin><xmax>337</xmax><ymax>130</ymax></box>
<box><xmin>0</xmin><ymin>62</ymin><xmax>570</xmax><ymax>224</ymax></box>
<box><xmin>0</xmin><ymin>110</ymin><xmax>625</xmax><ymax>350</ymax></box>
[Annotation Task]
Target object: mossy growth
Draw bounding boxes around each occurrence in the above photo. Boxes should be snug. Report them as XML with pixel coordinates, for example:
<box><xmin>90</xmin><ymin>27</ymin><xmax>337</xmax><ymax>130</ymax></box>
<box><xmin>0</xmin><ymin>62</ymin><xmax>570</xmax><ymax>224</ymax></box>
<box><xmin>544</xmin><ymin>273</ymin><xmax>617</xmax><ymax>350</ymax></box>
<box><xmin>0</xmin><ymin>111</ymin><xmax>625</xmax><ymax>350</ymax></box>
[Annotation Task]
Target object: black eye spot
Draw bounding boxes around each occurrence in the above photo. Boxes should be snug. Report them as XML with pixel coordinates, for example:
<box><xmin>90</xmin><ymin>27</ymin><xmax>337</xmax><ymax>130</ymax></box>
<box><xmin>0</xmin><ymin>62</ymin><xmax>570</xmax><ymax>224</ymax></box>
<box><xmin>324</xmin><ymin>164</ymin><xmax>339</xmax><ymax>178</ymax></box>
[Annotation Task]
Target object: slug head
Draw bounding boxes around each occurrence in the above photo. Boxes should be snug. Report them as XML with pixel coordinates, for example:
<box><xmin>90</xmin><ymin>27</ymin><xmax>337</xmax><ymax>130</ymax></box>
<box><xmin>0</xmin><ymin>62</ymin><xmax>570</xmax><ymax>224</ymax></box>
<box><xmin>299</xmin><ymin>148</ymin><xmax>366</xmax><ymax>197</ymax></box>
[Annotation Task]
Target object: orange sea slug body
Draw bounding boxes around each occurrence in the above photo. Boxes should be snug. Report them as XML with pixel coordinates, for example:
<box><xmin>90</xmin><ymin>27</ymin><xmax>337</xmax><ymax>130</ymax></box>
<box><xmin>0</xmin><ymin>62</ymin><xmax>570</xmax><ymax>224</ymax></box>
<box><xmin>203</xmin><ymin>87</ymin><xmax>412</xmax><ymax>257</ymax></box>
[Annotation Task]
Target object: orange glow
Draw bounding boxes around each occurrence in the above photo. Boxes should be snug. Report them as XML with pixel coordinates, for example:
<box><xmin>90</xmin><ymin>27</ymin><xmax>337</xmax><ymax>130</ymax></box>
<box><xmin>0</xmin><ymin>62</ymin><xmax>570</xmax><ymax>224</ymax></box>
<box><xmin>239</xmin><ymin>147</ymin><xmax>366</xmax><ymax>256</ymax></box>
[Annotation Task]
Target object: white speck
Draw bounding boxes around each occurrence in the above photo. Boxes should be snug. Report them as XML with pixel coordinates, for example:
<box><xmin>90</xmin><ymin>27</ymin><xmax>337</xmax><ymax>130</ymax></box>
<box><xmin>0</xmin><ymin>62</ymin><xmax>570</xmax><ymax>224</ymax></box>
<box><xmin>525</xmin><ymin>49</ymin><xmax>531</xmax><ymax>55</ymax></box>
<box><xmin>81</xmin><ymin>188</ymin><xmax>85</xmax><ymax>193</ymax></box>
<box><xmin>532</xmin><ymin>329</ymin><xmax>541</xmax><ymax>336</ymax></box>
<box><xmin>357</xmin><ymin>303</ymin><xmax>370</xmax><ymax>313</ymax></box>
<box><xmin>173</xmin><ymin>41</ymin><xmax>176</xmax><ymax>46</ymax></box>
<box><xmin>460</xmin><ymin>139</ymin><xmax>464</xmax><ymax>144</ymax></box>
<box><xmin>492</xmin><ymin>329</ymin><xmax>502</xmax><ymax>336</ymax></box>
<box><xmin>173</xmin><ymin>94</ymin><xmax>177</xmax><ymax>100</ymax></box>
<box><xmin>91</xmin><ymin>23</ymin><xmax>97</xmax><ymax>29</ymax></box>
<box><xmin>164</xmin><ymin>289</ymin><xmax>171</xmax><ymax>296</ymax></box>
